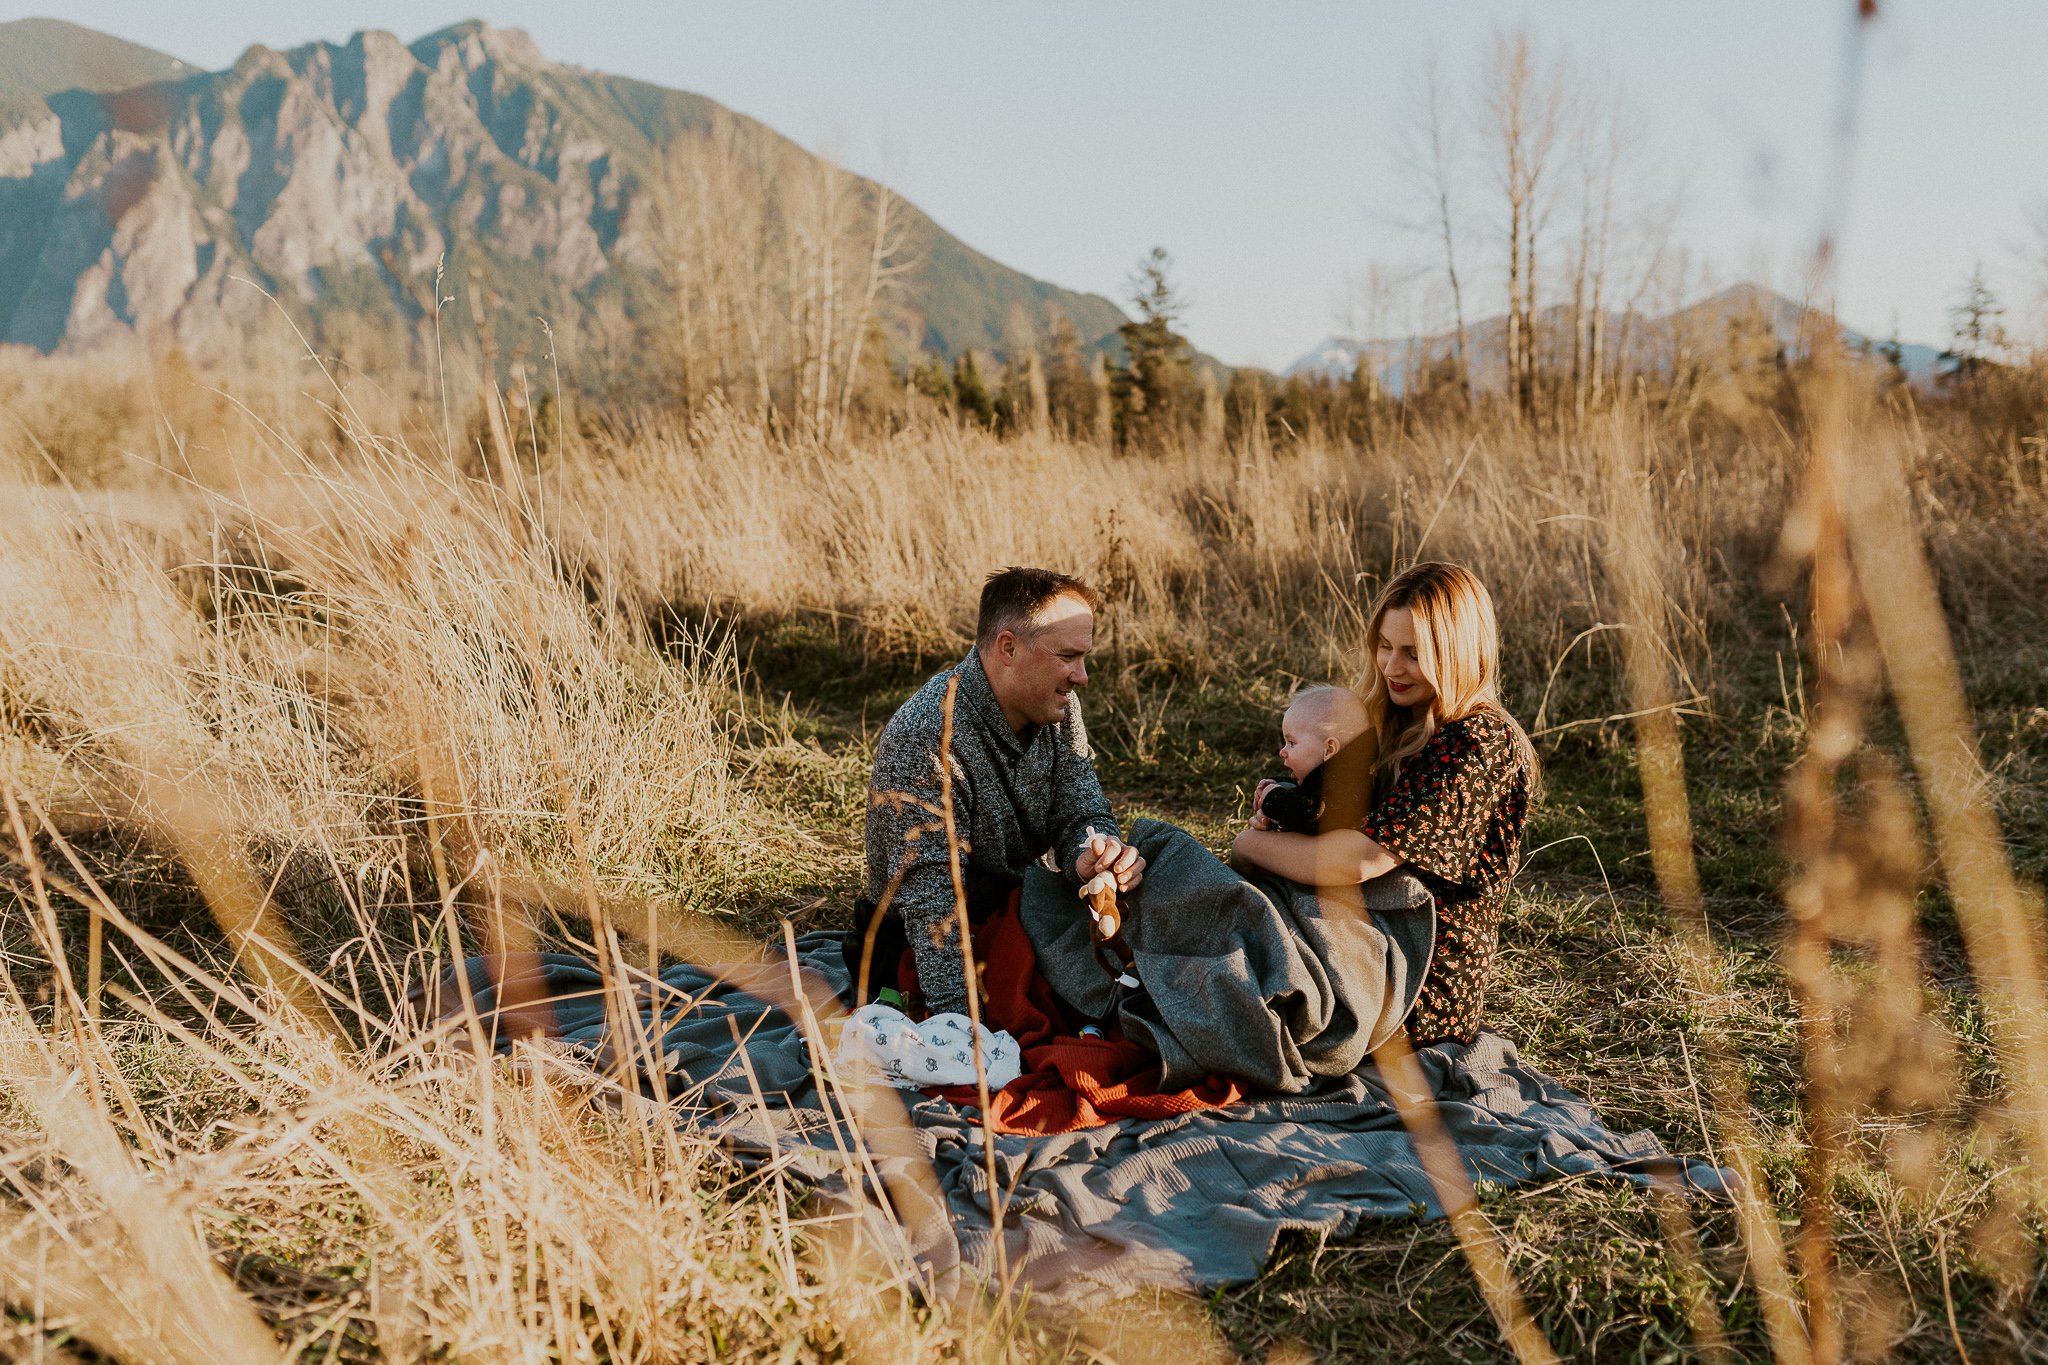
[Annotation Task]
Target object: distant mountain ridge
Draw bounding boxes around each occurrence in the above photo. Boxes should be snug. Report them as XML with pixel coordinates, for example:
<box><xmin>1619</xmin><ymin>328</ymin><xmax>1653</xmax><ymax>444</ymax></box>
<box><xmin>1286</xmin><ymin>283</ymin><xmax>1943</xmax><ymax>391</ymax></box>
<box><xmin>0</xmin><ymin>17</ymin><xmax>1128</xmax><ymax>377</ymax></box>
<box><xmin>0</xmin><ymin>17</ymin><xmax>192</xmax><ymax>115</ymax></box>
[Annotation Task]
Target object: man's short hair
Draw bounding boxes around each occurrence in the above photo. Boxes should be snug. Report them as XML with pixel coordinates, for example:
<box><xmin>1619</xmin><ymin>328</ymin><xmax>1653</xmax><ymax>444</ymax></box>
<box><xmin>976</xmin><ymin>567</ymin><xmax>1102</xmax><ymax>647</ymax></box>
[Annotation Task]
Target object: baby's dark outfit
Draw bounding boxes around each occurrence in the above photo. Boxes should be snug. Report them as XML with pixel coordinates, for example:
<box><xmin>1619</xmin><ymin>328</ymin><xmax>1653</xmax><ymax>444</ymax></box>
<box><xmin>1258</xmin><ymin>767</ymin><xmax>1327</xmax><ymax>834</ymax></box>
<box><xmin>1258</xmin><ymin>740</ymin><xmax>1371</xmax><ymax>835</ymax></box>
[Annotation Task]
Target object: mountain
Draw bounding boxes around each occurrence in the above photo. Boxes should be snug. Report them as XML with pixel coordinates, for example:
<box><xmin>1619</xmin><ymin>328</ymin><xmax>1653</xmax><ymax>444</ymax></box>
<box><xmin>0</xmin><ymin>18</ymin><xmax>192</xmax><ymax>114</ymax></box>
<box><xmin>0</xmin><ymin>19</ymin><xmax>1128</xmax><ymax>383</ymax></box>
<box><xmin>1286</xmin><ymin>284</ymin><xmax>1944</xmax><ymax>391</ymax></box>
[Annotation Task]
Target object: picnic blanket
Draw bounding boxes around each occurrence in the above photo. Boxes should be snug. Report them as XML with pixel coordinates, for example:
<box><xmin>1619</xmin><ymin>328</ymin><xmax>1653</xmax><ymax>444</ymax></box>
<box><xmin>417</xmin><ymin>846</ymin><xmax>1729</xmax><ymax>1304</ymax></box>
<box><xmin>914</xmin><ymin>891</ymin><xmax>1248</xmax><ymax>1134</ymax></box>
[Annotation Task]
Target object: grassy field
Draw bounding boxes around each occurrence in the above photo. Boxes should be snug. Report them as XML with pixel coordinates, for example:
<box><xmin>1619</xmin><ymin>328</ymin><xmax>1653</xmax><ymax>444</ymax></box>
<box><xmin>1</xmin><ymin>352</ymin><xmax>2045</xmax><ymax>1361</ymax></box>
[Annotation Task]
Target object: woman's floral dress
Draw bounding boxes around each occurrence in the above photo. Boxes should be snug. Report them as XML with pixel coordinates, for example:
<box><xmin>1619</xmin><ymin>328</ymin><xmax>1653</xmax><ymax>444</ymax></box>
<box><xmin>1362</xmin><ymin>707</ymin><xmax>1531</xmax><ymax>1046</ymax></box>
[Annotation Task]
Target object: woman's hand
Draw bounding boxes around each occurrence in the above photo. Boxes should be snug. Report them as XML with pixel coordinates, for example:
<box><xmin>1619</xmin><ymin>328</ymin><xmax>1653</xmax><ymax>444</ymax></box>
<box><xmin>1231</xmin><ymin>826</ymin><xmax>1284</xmax><ymax>875</ymax></box>
<box><xmin>1229</xmin><ymin>827</ymin><xmax>1261</xmax><ymax>874</ymax></box>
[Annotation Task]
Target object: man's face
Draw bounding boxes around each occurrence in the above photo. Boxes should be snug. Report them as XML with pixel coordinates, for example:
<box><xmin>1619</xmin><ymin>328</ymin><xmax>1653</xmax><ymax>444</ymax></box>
<box><xmin>988</xmin><ymin>594</ymin><xmax>1095</xmax><ymax>729</ymax></box>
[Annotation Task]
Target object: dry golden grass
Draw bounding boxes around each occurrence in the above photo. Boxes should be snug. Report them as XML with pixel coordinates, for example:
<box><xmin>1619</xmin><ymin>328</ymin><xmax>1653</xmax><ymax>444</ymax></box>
<box><xmin>0</xmin><ymin>349</ymin><xmax>2043</xmax><ymax>1359</ymax></box>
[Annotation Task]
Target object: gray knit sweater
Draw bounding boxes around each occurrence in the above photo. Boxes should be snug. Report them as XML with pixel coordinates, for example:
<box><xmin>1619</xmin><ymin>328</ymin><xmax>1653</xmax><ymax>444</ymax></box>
<box><xmin>864</xmin><ymin>649</ymin><xmax>1120</xmax><ymax>1016</ymax></box>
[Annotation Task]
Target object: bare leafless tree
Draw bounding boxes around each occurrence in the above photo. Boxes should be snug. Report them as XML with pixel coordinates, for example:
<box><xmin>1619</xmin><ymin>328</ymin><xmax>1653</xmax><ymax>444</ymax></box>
<box><xmin>1481</xmin><ymin>29</ymin><xmax>1570</xmax><ymax>416</ymax></box>
<box><xmin>1565</xmin><ymin>82</ymin><xmax>1638</xmax><ymax>412</ymax></box>
<box><xmin>1411</xmin><ymin>58</ymin><xmax>1473</xmax><ymax>399</ymax></box>
<box><xmin>2017</xmin><ymin>199</ymin><xmax>2048</xmax><ymax>354</ymax></box>
<box><xmin>1395</xmin><ymin>31</ymin><xmax>1679</xmax><ymax>417</ymax></box>
<box><xmin>653</xmin><ymin>113</ymin><xmax>777</xmax><ymax>414</ymax></box>
<box><xmin>1334</xmin><ymin>262</ymin><xmax>1410</xmax><ymax>400</ymax></box>
<box><xmin>1608</xmin><ymin>184</ymin><xmax>1687</xmax><ymax>392</ymax></box>
<box><xmin>652</xmin><ymin>116</ymin><xmax>914</xmax><ymax>437</ymax></box>
<box><xmin>833</xmin><ymin>176</ymin><xmax>917</xmax><ymax>442</ymax></box>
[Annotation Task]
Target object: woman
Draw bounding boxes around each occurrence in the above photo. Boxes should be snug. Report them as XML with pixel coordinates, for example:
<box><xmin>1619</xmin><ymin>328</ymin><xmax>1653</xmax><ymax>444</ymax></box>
<box><xmin>1231</xmin><ymin>561</ymin><xmax>1536</xmax><ymax>1046</ymax></box>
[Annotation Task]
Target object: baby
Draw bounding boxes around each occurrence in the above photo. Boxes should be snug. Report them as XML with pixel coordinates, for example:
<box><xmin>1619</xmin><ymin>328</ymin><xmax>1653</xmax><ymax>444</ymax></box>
<box><xmin>1254</xmin><ymin>684</ymin><xmax>1369</xmax><ymax>834</ymax></box>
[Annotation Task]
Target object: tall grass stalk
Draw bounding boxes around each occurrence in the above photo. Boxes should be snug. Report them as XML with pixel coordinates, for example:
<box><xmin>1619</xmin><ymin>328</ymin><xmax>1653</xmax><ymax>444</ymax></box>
<box><xmin>0</xmin><ymin>354</ymin><xmax>2042</xmax><ymax>1356</ymax></box>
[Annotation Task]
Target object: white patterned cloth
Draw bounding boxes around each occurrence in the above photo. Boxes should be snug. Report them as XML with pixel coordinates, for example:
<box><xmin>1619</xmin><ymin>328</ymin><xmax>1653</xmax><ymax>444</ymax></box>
<box><xmin>836</xmin><ymin>1003</ymin><xmax>1022</xmax><ymax>1091</ymax></box>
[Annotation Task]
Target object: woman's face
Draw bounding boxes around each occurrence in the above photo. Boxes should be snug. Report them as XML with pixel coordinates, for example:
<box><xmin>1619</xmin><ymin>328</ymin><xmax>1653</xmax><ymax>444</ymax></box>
<box><xmin>1374</xmin><ymin>606</ymin><xmax>1437</xmax><ymax>711</ymax></box>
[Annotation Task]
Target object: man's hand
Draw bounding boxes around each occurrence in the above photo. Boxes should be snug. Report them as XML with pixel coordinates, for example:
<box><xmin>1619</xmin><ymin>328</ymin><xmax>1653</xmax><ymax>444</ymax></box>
<box><xmin>1078</xmin><ymin>830</ymin><xmax>1146</xmax><ymax>892</ymax></box>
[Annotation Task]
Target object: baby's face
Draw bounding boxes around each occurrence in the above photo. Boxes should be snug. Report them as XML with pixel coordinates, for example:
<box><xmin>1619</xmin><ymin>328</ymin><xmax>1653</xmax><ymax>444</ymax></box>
<box><xmin>1278</xmin><ymin>705</ymin><xmax>1333</xmax><ymax>782</ymax></box>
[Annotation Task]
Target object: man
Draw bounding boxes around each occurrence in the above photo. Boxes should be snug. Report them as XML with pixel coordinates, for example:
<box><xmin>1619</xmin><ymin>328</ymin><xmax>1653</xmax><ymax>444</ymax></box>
<box><xmin>860</xmin><ymin>567</ymin><xmax>1145</xmax><ymax>1017</ymax></box>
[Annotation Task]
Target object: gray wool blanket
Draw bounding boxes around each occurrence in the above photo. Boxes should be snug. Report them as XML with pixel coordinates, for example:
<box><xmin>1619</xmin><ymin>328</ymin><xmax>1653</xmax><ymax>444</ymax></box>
<box><xmin>1019</xmin><ymin>818</ymin><xmax>1438</xmax><ymax>1093</ymax></box>
<box><xmin>416</xmin><ymin>823</ymin><xmax>1728</xmax><ymax>1304</ymax></box>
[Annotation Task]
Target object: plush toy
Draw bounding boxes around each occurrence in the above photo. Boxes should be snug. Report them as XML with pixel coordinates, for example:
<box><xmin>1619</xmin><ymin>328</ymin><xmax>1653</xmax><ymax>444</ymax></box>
<box><xmin>1081</xmin><ymin>870</ymin><xmax>1121</xmax><ymax>941</ymax></box>
<box><xmin>1080</xmin><ymin>870</ymin><xmax>1139</xmax><ymax>987</ymax></box>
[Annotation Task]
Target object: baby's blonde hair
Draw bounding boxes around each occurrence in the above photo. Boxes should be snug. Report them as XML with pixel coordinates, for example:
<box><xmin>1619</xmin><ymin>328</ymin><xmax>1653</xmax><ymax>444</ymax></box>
<box><xmin>1286</xmin><ymin>684</ymin><xmax>1368</xmax><ymax>746</ymax></box>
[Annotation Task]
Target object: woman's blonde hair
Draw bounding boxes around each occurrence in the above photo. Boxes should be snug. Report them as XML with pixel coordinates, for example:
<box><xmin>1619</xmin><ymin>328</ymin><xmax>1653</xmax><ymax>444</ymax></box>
<box><xmin>1354</xmin><ymin>561</ymin><xmax>1537</xmax><ymax>799</ymax></box>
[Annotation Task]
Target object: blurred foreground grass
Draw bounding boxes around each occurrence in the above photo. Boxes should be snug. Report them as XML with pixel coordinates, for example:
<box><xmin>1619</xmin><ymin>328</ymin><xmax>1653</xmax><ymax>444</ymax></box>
<box><xmin>0</xmin><ymin>370</ymin><xmax>2043</xmax><ymax>1359</ymax></box>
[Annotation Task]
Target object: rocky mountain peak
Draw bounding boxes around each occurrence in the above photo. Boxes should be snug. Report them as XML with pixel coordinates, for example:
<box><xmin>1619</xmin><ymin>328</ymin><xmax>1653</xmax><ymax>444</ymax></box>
<box><xmin>0</xmin><ymin>20</ymin><xmax>1128</xmax><ymax>381</ymax></box>
<box><xmin>409</xmin><ymin>20</ymin><xmax>548</xmax><ymax>76</ymax></box>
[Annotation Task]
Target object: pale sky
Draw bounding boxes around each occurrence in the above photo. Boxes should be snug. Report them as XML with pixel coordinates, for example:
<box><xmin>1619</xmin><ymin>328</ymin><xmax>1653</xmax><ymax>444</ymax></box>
<box><xmin>10</xmin><ymin>1</ymin><xmax>2045</xmax><ymax>368</ymax></box>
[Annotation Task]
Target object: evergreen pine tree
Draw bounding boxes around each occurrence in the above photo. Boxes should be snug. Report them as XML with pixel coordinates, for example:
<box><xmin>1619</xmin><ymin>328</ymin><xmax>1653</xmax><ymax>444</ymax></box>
<box><xmin>910</xmin><ymin>354</ymin><xmax>955</xmax><ymax>411</ymax></box>
<box><xmin>1115</xmin><ymin>247</ymin><xmax>1196</xmax><ymax>449</ymax></box>
<box><xmin>1043</xmin><ymin>306</ymin><xmax>1095</xmax><ymax>437</ymax></box>
<box><xmin>1944</xmin><ymin>264</ymin><xmax>2007</xmax><ymax>382</ymax></box>
<box><xmin>1876</xmin><ymin>327</ymin><xmax>1907</xmax><ymax>391</ymax></box>
<box><xmin>954</xmin><ymin>351</ymin><xmax>995</xmax><ymax>427</ymax></box>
